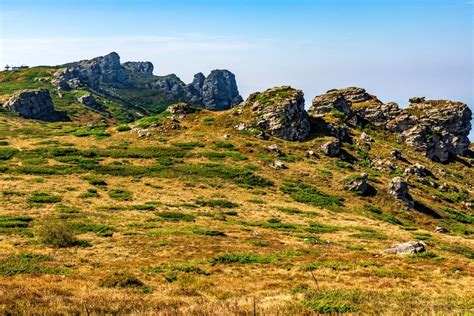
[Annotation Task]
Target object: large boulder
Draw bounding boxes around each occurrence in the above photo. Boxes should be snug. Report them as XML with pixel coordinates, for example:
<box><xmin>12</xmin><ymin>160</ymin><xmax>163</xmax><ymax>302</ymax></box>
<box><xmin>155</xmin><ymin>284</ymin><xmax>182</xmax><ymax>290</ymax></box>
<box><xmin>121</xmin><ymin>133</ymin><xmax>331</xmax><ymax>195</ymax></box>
<box><xmin>77</xmin><ymin>94</ymin><xmax>105</xmax><ymax>112</ymax></box>
<box><xmin>309</xmin><ymin>89</ymin><xmax>352</xmax><ymax>117</ymax></box>
<box><xmin>344</xmin><ymin>173</ymin><xmax>372</xmax><ymax>196</ymax></box>
<box><xmin>2</xmin><ymin>89</ymin><xmax>68</xmax><ymax>121</ymax></box>
<box><xmin>386</xmin><ymin>99</ymin><xmax>471</xmax><ymax>162</ymax></box>
<box><xmin>389</xmin><ymin>177</ymin><xmax>414</xmax><ymax>209</ymax></box>
<box><xmin>167</xmin><ymin>103</ymin><xmax>196</xmax><ymax>115</ymax></box>
<box><xmin>354</xmin><ymin>102</ymin><xmax>401</xmax><ymax>128</ymax></box>
<box><xmin>321</xmin><ymin>140</ymin><xmax>341</xmax><ymax>157</ymax></box>
<box><xmin>242</xmin><ymin>86</ymin><xmax>310</xmax><ymax>141</ymax></box>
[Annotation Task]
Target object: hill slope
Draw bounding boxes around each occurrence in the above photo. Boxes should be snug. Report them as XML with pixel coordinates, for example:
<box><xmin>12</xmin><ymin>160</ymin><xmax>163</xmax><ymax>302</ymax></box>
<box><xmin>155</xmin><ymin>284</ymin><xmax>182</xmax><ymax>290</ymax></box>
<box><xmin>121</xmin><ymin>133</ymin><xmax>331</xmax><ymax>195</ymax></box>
<box><xmin>0</xmin><ymin>63</ymin><xmax>472</xmax><ymax>314</ymax></box>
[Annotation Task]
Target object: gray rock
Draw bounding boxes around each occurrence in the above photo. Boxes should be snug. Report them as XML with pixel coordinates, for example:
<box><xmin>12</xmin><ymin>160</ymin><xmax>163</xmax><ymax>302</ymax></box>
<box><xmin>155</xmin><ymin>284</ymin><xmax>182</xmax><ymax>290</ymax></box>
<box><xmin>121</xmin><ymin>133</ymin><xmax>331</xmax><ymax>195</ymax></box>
<box><xmin>266</xmin><ymin>144</ymin><xmax>283</xmax><ymax>156</ymax></box>
<box><xmin>360</xmin><ymin>132</ymin><xmax>373</xmax><ymax>143</ymax></box>
<box><xmin>404</xmin><ymin>163</ymin><xmax>428</xmax><ymax>178</ymax></box>
<box><xmin>321</xmin><ymin>140</ymin><xmax>341</xmax><ymax>157</ymax></box>
<box><xmin>2</xmin><ymin>89</ymin><xmax>68</xmax><ymax>121</ymax></box>
<box><xmin>434</xmin><ymin>226</ymin><xmax>449</xmax><ymax>234</ymax></box>
<box><xmin>355</xmin><ymin>102</ymin><xmax>401</xmax><ymax>128</ymax></box>
<box><xmin>168</xmin><ymin>103</ymin><xmax>196</xmax><ymax>115</ymax></box>
<box><xmin>271</xmin><ymin>160</ymin><xmax>287</xmax><ymax>169</ymax></box>
<box><xmin>309</xmin><ymin>90</ymin><xmax>352</xmax><ymax>117</ymax></box>
<box><xmin>344</xmin><ymin>173</ymin><xmax>372</xmax><ymax>196</ymax></box>
<box><xmin>409</xmin><ymin>96</ymin><xmax>425</xmax><ymax>103</ymax></box>
<box><xmin>77</xmin><ymin>94</ymin><xmax>105</xmax><ymax>112</ymax></box>
<box><xmin>186</xmin><ymin>70</ymin><xmax>243</xmax><ymax>110</ymax></box>
<box><xmin>386</xmin><ymin>100</ymin><xmax>471</xmax><ymax>162</ymax></box>
<box><xmin>389</xmin><ymin>177</ymin><xmax>414</xmax><ymax>209</ymax></box>
<box><xmin>122</xmin><ymin>61</ymin><xmax>154</xmax><ymax>75</ymax></box>
<box><xmin>244</xmin><ymin>86</ymin><xmax>310</xmax><ymax>141</ymax></box>
<box><xmin>382</xmin><ymin>241</ymin><xmax>426</xmax><ymax>255</ymax></box>
<box><xmin>391</xmin><ymin>150</ymin><xmax>402</xmax><ymax>160</ymax></box>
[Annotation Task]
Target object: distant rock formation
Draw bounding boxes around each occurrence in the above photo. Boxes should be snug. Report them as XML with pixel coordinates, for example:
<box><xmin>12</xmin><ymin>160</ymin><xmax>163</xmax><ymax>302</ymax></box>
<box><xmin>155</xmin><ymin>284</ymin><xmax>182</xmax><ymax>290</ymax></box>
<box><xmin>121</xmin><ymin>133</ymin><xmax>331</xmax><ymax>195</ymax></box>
<box><xmin>242</xmin><ymin>86</ymin><xmax>310</xmax><ymax>141</ymax></box>
<box><xmin>2</xmin><ymin>89</ymin><xmax>68</xmax><ymax>121</ymax></box>
<box><xmin>185</xmin><ymin>70</ymin><xmax>243</xmax><ymax>110</ymax></box>
<box><xmin>51</xmin><ymin>52</ymin><xmax>242</xmax><ymax>111</ymax></box>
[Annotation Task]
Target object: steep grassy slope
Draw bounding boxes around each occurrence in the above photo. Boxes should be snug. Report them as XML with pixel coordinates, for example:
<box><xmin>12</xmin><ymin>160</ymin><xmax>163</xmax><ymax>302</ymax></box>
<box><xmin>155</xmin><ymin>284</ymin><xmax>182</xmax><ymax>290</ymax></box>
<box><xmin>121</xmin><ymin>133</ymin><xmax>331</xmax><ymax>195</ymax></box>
<box><xmin>0</xmin><ymin>105</ymin><xmax>472</xmax><ymax>314</ymax></box>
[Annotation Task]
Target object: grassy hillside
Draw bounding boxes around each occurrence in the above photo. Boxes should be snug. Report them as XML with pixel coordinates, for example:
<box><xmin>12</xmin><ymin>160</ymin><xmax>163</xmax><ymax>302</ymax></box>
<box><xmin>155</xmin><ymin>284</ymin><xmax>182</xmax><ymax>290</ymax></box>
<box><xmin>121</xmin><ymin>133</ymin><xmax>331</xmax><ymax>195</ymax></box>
<box><xmin>0</xmin><ymin>101</ymin><xmax>472</xmax><ymax>314</ymax></box>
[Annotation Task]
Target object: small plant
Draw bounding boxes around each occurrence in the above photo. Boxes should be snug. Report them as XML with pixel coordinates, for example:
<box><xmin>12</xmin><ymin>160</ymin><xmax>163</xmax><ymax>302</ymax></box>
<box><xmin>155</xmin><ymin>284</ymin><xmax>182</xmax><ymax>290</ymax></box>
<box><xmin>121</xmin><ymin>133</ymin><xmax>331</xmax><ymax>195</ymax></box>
<box><xmin>0</xmin><ymin>147</ymin><xmax>18</xmax><ymax>160</ymax></box>
<box><xmin>281</xmin><ymin>182</ymin><xmax>343</xmax><ymax>211</ymax></box>
<box><xmin>117</xmin><ymin>124</ymin><xmax>131</xmax><ymax>132</ymax></box>
<box><xmin>38</xmin><ymin>221</ymin><xmax>88</xmax><ymax>248</ymax></box>
<box><xmin>193</xmin><ymin>229</ymin><xmax>226</xmax><ymax>236</ymax></box>
<box><xmin>108</xmin><ymin>189</ymin><xmax>133</xmax><ymax>201</ymax></box>
<box><xmin>203</xmin><ymin>117</ymin><xmax>215</xmax><ymax>125</ymax></box>
<box><xmin>0</xmin><ymin>253</ymin><xmax>66</xmax><ymax>276</ymax></box>
<box><xmin>84</xmin><ymin>176</ymin><xmax>108</xmax><ymax>186</ymax></box>
<box><xmin>80</xmin><ymin>188</ymin><xmax>99</xmax><ymax>198</ymax></box>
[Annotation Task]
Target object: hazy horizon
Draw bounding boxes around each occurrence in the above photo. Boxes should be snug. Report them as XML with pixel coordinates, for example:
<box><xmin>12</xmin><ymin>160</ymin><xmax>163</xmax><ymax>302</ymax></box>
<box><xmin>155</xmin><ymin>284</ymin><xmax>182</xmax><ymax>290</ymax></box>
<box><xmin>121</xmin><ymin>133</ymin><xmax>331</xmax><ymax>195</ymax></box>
<box><xmin>1</xmin><ymin>0</ymin><xmax>472</xmax><ymax>137</ymax></box>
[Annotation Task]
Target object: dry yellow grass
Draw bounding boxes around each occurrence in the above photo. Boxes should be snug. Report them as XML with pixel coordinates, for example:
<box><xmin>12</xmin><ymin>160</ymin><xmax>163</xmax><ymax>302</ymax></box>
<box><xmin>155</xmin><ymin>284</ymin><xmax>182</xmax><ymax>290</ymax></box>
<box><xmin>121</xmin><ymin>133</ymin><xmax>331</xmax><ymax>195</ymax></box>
<box><xmin>0</xmin><ymin>111</ymin><xmax>472</xmax><ymax>314</ymax></box>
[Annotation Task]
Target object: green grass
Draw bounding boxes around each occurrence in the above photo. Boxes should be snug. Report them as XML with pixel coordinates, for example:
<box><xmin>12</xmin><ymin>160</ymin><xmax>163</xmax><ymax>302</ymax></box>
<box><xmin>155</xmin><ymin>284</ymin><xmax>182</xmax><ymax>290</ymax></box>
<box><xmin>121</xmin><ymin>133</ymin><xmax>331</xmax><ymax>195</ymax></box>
<box><xmin>280</xmin><ymin>182</ymin><xmax>343</xmax><ymax>211</ymax></box>
<box><xmin>0</xmin><ymin>253</ymin><xmax>67</xmax><ymax>276</ymax></box>
<box><xmin>210</xmin><ymin>252</ymin><xmax>275</xmax><ymax>264</ymax></box>
<box><xmin>70</xmin><ymin>222</ymin><xmax>116</xmax><ymax>237</ymax></box>
<box><xmin>156</xmin><ymin>211</ymin><xmax>195</xmax><ymax>222</ymax></box>
<box><xmin>28</xmin><ymin>192</ymin><xmax>62</xmax><ymax>204</ymax></box>
<box><xmin>305</xmin><ymin>222</ymin><xmax>340</xmax><ymax>234</ymax></box>
<box><xmin>143</xmin><ymin>264</ymin><xmax>209</xmax><ymax>275</ymax></box>
<box><xmin>108</xmin><ymin>189</ymin><xmax>133</xmax><ymax>201</ymax></box>
<box><xmin>38</xmin><ymin>221</ymin><xmax>90</xmax><ymax>248</ymax></box>
<box><xmin>196</xmin><ymin>198</ymin><xmax>239</xmax><ymax>208</ymax></box>
<box><xmin>359</xmin><ymin>204</ymin><xmax>403</xmax><ymax>225</ymax></box>
<box><xmin>299</xmin><ymin>288</ymin><xmax>361</xmax><ymax>313</ymax></box>
<box><xmin>99</xmin><ymin>272</ymin><xmax>144</xmax><ymax>288</ymax></box>
<box><xmin>0</xmin><ymin>147</ymin><xmax>19</xmax><ymax>160</ymax></box>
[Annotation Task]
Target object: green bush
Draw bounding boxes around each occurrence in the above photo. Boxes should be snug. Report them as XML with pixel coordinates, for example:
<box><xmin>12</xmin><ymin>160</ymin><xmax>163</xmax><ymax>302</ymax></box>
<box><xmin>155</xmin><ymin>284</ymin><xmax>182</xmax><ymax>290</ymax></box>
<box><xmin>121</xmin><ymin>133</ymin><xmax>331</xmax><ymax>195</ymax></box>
<box><xmin>117</xmin><ymin>124</ymin><xmax>132</xmax><ymax>132</ymax></box>
<box><xmin>0</xmin><ymin>253</ymin><xmax>66</xmax><ymax>276</ymax></box>
<box><xmin>38</xmin><ymin>221</ymin><xmax>88</xmax><ymax>248</ymax></box>
<box><xmin>210</xmin><ymin>252</ymin><xmax>274</xmax><ymax>264</ymax></box>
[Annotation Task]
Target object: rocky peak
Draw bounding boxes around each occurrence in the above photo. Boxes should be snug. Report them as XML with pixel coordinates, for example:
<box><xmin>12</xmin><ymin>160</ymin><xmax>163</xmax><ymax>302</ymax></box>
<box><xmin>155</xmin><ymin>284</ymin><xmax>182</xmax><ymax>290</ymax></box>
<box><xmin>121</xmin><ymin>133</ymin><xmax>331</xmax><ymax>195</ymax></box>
<box><xmin>122</xmin><ymin>61</ymin><xmax>154</xmax><ymax>75</ymax></box>
<box><xmin>185</xmin><ymin>70</ymin><xmax>243</xmax><ymax>111</ymax></box>
<box><xmin>242</xmin><ymin>86</ymin><xmax>310</xmax><ymax>141</ymax></box>
<box><xmin>2</xmin><ymin>89</ymin><xmax>68</xmax><ymax>121</ymax></box>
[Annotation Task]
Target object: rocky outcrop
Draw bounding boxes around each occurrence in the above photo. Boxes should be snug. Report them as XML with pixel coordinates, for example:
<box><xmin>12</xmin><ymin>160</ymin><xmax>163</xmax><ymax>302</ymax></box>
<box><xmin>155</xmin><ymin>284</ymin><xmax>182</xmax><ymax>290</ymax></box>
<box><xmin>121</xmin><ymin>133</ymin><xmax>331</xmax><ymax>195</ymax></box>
<box><xmin>52</xmin><ymin>52</ymin><xmax>242</xmax><ymax>112</ymax></box>
<box><xmin>77</xmin><ymin>94</ymin><xmax>105</xmax><ymax>112</ymax></box>
<box><xmin>122</xmin><ymin>61</ymin><xmax>154</xmax><ymax>75</ymax></box>
<box><xmin>185</xmin><ymin>70</ymin><xmax>243</xmax><ymax>110</ymax></box>
<box><xmin>242</xmin><ymin>86</ymin><xmax>310</xmax><ymax>141</ymax></box>
<box><xmin>309</xmin><ymin>87</ymin><xmax>377</xmax><ymax>118</ymax></box>
<box><xmin>386</xmin><ymin>99</ymin><xmax>471</xmax><ymax>162</ymax></box>
<box><xmin>389</xmin><ymin>177</ymin><xmax>414</xmax><ymax>209</ymax></box>
<box><xmin>355</xmin><ymin>102</ymin><xmax>401</xmax><ymax>128</ymax></box>
<box><xmin>2</xmin><ymin>89</ymin><xmax>68</xmax><ymax>121</ymax></box>
<box><xmin>167</xmin><ymin>103</ymin><xmax>197</xmax><ymax>115</ymax></box>
<box><xmin>382</xmin><ymin>241</ymin><xmax>426</xmax><ymax>255</ymax></box>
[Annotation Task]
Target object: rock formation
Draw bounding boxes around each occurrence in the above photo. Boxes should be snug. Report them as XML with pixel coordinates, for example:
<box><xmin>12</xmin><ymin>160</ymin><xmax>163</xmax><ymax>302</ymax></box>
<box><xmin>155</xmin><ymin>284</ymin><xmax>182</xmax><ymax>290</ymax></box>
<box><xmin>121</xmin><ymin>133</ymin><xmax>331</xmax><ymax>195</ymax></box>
<box><xmin>389</xmin><ymin>177</ymin><xmax>414</xmax><ymax>209</ymax></box>
<box><xmin>77</xmin><ymin>94</ymin><xmax>104</xmax><ymax>112</ymax></box>
<box><xmin>52</xmin><ymin>52</ymin><xmax>242</xmax><ymax>112</ymax></box>
<box><xmin>321</xmin><ymin>140</ymin><xmax>341</xmax><ymax>157</ymax></box>
<box><xmin>242</xmin><ymin>86</ymin><xmax>310</xmax><ymax>141</ymax></box>
<box><xmin>2</xmin><ymin>89</ymin><xmax>68</xmax><ymax>121</ymax></box>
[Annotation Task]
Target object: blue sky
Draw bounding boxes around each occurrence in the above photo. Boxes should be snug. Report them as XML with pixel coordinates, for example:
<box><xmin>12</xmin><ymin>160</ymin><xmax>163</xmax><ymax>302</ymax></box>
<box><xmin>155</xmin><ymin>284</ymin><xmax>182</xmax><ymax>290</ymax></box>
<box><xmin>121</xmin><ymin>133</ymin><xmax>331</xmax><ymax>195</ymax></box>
<box><xmin>1</xmin><ymin>0</ymin><xmax>473</xmax><ymax>137</ymax></box>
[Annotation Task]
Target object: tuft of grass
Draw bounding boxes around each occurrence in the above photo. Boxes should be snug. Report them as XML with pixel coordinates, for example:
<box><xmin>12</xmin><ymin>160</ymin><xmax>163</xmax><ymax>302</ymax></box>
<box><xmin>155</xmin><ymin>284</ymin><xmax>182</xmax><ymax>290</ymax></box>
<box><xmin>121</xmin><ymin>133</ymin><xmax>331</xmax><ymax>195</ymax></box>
<box><xmin>210</xmin><ymin>252</ymin><xmax>275</xmax><ymax>264</ymax></box>
<box><xmin>305</xmin><ymin>222</ymin><xmax>340</xmax><ymax>234</ymax></box>
<box><xmin>196</xmin><ymin>198</ymin><xmax>239</xmax><ymax>208</ymax></box>
<box><xmin>193</xmin><ymin>229</ymin><xmax>226</xmax><ymax>236</ymax></box>
<box><xmin>300</xmin><ymin>288</ymin><xmax>361</xmax><ymax>313</ymax></box>
<box><xmin>0</xmin><ymin>147</ymin><xmax>18</xmax><ymax>160</ymax></box>
<box><xmin>281</xmin><ymin>182</ymin><xmax>343</xmax><ymax>211</ymax></box>
<box><xmin>143</xmin><ymin>264</ymin><xmax>209</xmax><ymax>275</ymax></box>
<box><xmin>28</xmin><ymin>192</ymin><xmax>62</xmax><ymax>204</ymax></box>
<box><xmin>108</xmin><ymin>189</ymin><xmax>133</xmax><ymax>201</ymax></box>
<box><xmin>156</xmin><ymin>211</ymin><xmax>195</xmax><ymax>222</ymax></box>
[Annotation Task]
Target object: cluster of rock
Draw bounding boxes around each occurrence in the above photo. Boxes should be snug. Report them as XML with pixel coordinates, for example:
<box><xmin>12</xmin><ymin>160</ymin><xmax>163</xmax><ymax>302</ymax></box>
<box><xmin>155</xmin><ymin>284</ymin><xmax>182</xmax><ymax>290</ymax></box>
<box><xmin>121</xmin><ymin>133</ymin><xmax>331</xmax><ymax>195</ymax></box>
<box><xmin>382</xmin><ymin>241</ymin><xmax>426</xmax><ymax>255</ymax></box>
<box><xmin>51</xmin><ymin>52</ymin><xmax>242</xmax><ymax>111</ymax></box>
<box><xmin>389</xmin><ymin>177</ymin><xmax>414</xmax><ymax>209</ymax></box>
<box><xmin>240</xmin><ymin>86</ymin><xmax>310</xmax><ymax>141</ymax></box>
<box><xmin>1</xmin><ymin>89</ymin><xmax>68</xmax><ymax>121</ymax></box>
<box><xmin>309</xmin><ymin>87</ymin><xmax>472</xmax><ymax>162</ymax></box>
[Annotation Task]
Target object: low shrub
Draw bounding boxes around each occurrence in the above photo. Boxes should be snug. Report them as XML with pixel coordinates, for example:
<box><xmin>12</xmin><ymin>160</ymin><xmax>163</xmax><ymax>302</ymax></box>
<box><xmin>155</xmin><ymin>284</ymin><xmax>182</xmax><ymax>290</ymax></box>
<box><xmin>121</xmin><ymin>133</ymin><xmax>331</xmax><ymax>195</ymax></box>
<box><xmin>28</xmin><ymin>192</ymin><xmax>62</xmax><ymax>204</ymax></box>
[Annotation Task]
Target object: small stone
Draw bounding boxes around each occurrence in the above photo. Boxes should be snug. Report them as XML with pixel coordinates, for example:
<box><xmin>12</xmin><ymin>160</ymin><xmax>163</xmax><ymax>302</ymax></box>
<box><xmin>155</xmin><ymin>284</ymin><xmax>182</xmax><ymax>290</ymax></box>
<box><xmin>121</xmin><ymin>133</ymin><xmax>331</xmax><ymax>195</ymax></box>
<box><xmin>434</xmin><ymin>227</ymin><xmax>449</xmax><ymax>234</ymax></box>
<box><xmin>235</xmin><ymin>123</ymin><xmax>247</xmax><ymax>131</ymax></box>
<box><xmin>266</xmin><ymin>144</ymin><xmax>283</xmax><ymax>156</ymax></box>
<box><xmin>307</xmin><ymin>150</ymin><xmax>318</xmax><ymax>157</ymax></box>
<box><xmin>321</xmin><ymin>140</ymin><xmax>340</xmax><ymax>157</ymax></box>
<box><xmin>344</xmin><ymin>173</ymin><xmax>372</xmax><ymax>196</ymax></box>
<box><xmin>360</xmin><ymin>132</ymin><xmax>373</xmax><ymax>143</ymax></box>
<box><xmin>391</xmin><ymin>150</ymin><xmax>402</xmax><ymax>160</ymax></box>
<box><xmin>271</xmin><ymin>160</ymin><xmax>287</xmax><ymax>169</ymax></box>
